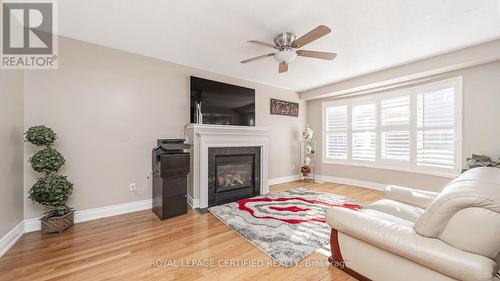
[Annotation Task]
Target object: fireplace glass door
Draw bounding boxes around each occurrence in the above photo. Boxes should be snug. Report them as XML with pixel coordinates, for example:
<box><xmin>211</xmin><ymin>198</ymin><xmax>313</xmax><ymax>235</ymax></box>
<box><xmin>208</xmin><ymin>147</ymin><xmax>261</xmax><ymax>206</ymax></box>
<box><xmin>216</xmin><ymin>156</ymin><xmax>254</xmax><ymax>192</ymax></box>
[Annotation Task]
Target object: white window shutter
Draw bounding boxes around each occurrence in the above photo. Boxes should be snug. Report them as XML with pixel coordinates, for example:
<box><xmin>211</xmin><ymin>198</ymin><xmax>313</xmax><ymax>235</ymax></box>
<box><xmin>326</xmin><ymin>133</ymin><xmax>347</xmax><ymax>159</ymax></box>
<box><xmin>352</xmin><ymin>104</ymin><xmax>376</xmax><ymax>161</ymax></box>
<box><xmin>352</xmin><ymin>104</ymin><xmax>376</xmax><ymax>130</ymax></box>
<box><xmin>382</xmin><ymin>131</ymin><xmax>410</xmax><ymax>161</ymax></box>
<box><xmin>381</xmin><ymin>96</ymin><xmax>410</xmax><ymax>161</ymax></box>
<box><xmin>416</xmin><ymin>87</ymin><xmax>456</xmax><ymax>169</ymax></box>
<box><xmin>381</xmin><ymin>96</ymin><xmax>409</xmax><ymax>126</ymax></box>
<box><xmin>352</xmin><ymin>132</ymin><xmax>376</xmax><ymax>161</ymax></box>
<box><xmin>326</xmin><ymin>105</ymin><xmax>348</xmax><ymax>159</ymax></box>
<box><xmin>322</xmin><ymin>77</ymin><xmax>460</xmax><ymax>176</ymax></box>
<box><xmin>326</xmin><ymin>106</ymin><xmax>347</xmax><ymax>130</ymax></box>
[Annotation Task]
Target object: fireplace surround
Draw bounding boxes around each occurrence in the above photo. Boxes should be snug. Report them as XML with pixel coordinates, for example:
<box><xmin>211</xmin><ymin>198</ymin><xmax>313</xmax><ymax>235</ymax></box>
<box><xmin>185</xmin><ymin>124</ymin><xmax>270</xmax><ymax>209</ymax></box>
<box><xmin>208</xmin><ymin>147</ymin><xmax>261</xmax><ymax>206</ymax></box>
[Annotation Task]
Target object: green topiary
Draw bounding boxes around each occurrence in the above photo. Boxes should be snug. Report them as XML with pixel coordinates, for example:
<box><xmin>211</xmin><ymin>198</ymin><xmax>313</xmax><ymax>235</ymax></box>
<box><xmin>26</xmin><ymin>125</ymin><xmax>73</xmax><ymax>219</ymax></box>
<box><xmin>28</xmin><ymin>174</ymin><xmax>73</xmax><ymax>218</ymax></box>
<box><xmin>29</xmin><ymin>147</ymin><xmax>66</xmax><ymax>173</ymax></box>
<box><xmin>25</xmin><ymin>125</ymin><xmax>57</xmax><ymax>146</ymax></box>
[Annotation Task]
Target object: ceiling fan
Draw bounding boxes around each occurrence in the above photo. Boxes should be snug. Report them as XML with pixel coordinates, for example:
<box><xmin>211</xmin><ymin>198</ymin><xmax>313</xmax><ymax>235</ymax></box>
<box><xmin>240</xmin><ymin>25</ymin><xmax>337</xmax><ymax>73</ymax></box>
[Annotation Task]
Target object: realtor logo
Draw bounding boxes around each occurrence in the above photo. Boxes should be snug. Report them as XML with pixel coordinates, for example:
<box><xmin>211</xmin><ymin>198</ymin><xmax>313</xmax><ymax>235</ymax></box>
<box><xmin>1</xmin><ymin>0</ymin><xmax>58</xmax><ymax>69</ymax></box>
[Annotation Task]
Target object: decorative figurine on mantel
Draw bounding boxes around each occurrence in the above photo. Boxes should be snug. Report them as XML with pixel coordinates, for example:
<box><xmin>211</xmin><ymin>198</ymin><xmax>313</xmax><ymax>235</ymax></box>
<box><xmin>301</xmin><ymin>124</ymin><xmax>315</xmax><ymax>182</ymax></box>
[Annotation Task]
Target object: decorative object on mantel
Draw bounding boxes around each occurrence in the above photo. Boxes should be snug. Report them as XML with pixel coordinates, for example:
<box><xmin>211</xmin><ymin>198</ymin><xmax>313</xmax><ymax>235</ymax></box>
<box><xmin>26</xmin><ymin>125</ymin><xmax>74</xmax><ymax>234</ymax></box>
<box><xmin>300</xmin><ymin>124</ymin><xmax>315</xmax><ymax>182</ymax></box>
<box><xmin>270</xmin><ymin>98</ymin><xmax>299</xmax><ymax>117</ymax></box>
<box><xmin>209</xmin><ymin>188</ymin><xmax>364</xmax><ymax>267</ymax></box>
<box><xmin>463</xmin><ymin>154</ymin><xmax>500</xmax><ymax>172</ymax></box>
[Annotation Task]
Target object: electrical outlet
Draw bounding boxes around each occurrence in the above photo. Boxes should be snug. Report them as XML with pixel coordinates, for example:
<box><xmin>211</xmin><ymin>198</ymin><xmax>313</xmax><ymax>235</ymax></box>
<box><xmin>146</xmin><ymin>175</ymin><xmax>151</xmax><ymax>191</ymax></box>
<box><xmin>129</xmin><ymin>183</ymin><xmax>136</xmax><ymax>192</ymax></box>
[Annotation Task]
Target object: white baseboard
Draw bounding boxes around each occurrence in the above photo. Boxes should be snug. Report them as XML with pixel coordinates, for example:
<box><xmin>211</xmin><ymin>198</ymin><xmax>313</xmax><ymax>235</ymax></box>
<box><xmin>0</xmin><ymin>221</ymin><xmax>24</xmax><ymax>257</ymax></box>
<box><xmin>187</xmin><ymin>195</ymin><xmax>199</xmax><ymax>209</ymax></box>
<box><xmin>24</xmin><ymin>199</ymin><xmax>153</xmax><ymax>233</ymax></box>
<box><xmin>268</xmin><ymin>174</ymin><xmax>300</xmax><ymax>185</ymax></box>
<box><xmin>23</xmin><ymin>218</ymin><xmax>42</xmax><ymax>233</ymax></box>
<box><xmin>316</xmin><ymin>174</ymin><xmax>386</xmax><ymax>191</ymax></box>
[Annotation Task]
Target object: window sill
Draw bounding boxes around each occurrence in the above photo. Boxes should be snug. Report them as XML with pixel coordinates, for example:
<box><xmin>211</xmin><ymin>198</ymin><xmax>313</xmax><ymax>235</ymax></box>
<box><xmin>321</xmin><ymin>160</ymin><xmax>460</xmax><ymax>178</ymax></box>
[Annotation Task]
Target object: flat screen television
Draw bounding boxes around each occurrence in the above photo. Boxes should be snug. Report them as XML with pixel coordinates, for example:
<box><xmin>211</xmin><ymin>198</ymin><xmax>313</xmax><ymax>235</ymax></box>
<box><xmin>190</xmin><ymin>76</ymin><xmax>255</xmax><ymax>126</ymax></box>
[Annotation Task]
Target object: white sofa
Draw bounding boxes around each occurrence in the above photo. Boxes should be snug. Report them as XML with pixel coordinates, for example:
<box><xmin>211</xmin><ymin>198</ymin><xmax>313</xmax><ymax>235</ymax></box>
<box><xmin>326</xmin><ymin>167</ymin><xmax>500</xmax><ymax>281</ymax></box>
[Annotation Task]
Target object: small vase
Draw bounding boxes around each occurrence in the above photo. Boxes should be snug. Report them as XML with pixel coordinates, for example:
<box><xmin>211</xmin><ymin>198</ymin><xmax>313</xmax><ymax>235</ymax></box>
<box><xmin>305</xmin><ymin>144</ymin><xmax>312</xmax><ymax>154</ymax></box>
<box><xmin>304</xmin><ymin>156</ymin><xmax>311</xmax><ymax>165</ymax></box>
<box><xmin>303</xmin><ymin>124</ymin><xmax>313</xmax><ymax>142</ymax></box>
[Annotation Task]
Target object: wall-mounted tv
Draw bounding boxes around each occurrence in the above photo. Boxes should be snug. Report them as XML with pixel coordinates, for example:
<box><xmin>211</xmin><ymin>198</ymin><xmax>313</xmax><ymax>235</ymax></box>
<box><xmin>190</xmin><ymin>76</ymin><xmax>255</xmax><ymax>126</ymax></box>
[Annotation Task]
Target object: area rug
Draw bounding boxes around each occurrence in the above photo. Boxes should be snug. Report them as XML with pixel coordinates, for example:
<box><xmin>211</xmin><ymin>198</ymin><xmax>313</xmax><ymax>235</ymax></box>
<box><xmin>208</xmin><ymin>188</ymin><xmax>364</xmax><ymax>267</ymax></box>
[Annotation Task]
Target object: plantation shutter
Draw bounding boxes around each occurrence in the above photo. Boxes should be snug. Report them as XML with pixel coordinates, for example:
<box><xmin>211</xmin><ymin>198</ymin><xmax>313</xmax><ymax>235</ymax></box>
<box><xmin>325</xmin><ymin>105</ymin><xmax>348</xmax><ymax>159</ymax></box>
<box><xmin>352</xmin><ymin>103</ymin><xmax>376</xmax><ymax>161</ymax></box>
<box><xmin>381</xmin><ymin>96</ymin><xmax>410</xmax><ymax>161</ymax></box>
<box><xmin>322</xmin><ymin>77</ymin><xmax>460</xmax><ymax>176</ymax></box>
<box><xmin>416</xmin><ymin>87</ymin><xmax>456</xmax><ymax>169</ymax></box>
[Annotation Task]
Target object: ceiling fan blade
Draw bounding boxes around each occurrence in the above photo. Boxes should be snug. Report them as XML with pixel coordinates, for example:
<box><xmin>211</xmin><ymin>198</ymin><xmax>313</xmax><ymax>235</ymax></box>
<box><xmin>240</xmin><ymin>53</ymin><xmax>274</xmax><ymax>64</ymax></box>
<box><xmin>297</xmin><ymin>50</ymin><xmax>337</xmax><ymax>60</ymax></box>
<box><xmin>247</xmin><ymin>40</ymin><xmax>276</xmax><ymax>49</ymax></box>
<box><xmin>279</xmin><ymin>63</ymin><xmax>288</xmax><ymax>73</ymax></box>
<box><xmin>292</xmin><ymin>25</ymin><xmax>331</xmax><ymax>48</ymax></box>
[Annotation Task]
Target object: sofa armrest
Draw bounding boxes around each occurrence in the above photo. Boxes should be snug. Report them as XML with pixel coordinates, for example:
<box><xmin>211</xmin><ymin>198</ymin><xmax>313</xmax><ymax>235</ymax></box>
<box><xmin>384</xmin><ymin>185</ymin><xmax>439</xmax><ymax>209</ymax></box>
<box><xmin>326</xmin><ymin>207</ymin><xmax>497</xmax><ymax>281</ymax></box>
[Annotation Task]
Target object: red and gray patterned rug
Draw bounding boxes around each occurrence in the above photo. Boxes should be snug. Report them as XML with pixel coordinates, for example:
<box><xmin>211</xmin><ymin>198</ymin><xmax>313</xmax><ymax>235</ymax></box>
<box><xmin>209</xmin><ymin>188</ymin><xmax>363</xmax><ymax>267</ymax></box>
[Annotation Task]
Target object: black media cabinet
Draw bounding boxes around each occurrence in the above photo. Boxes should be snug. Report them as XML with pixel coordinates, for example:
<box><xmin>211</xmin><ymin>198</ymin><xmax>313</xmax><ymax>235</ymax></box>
<box><xmin>152</xmin><ymin>139</ymin><xmax>190</xmax><ymax>220</ymax></box>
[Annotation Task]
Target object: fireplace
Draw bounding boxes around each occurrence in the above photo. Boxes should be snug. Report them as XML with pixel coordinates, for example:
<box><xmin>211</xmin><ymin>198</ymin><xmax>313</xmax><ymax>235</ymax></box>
<box><xmin>208</xmin><ymin>147</ymin><xmax>261</xmax><ymax>206</ymax></box>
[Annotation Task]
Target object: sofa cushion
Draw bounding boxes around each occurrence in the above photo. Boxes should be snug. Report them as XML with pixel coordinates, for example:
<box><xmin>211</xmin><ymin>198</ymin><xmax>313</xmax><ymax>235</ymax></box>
<box><xmin>367</xmin><ymin>199</ymin><xmax>425</xmax><ymax>223</ymax></box>
<box><xmin>384</xmin><ymin>185</ymin><xmax>439</xmax><ymax>209</ymax></box>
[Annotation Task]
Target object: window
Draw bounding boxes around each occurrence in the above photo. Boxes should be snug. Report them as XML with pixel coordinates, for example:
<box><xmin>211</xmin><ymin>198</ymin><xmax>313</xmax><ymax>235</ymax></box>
<box><xmin>381</xmin><ymin>96</ymin><xmax>410</xmax><ymax>161</ymax></box>
<box><xmin>322</xmin><ymin>77</ymin><xmax>462</xmax><ymax>177</ymax></box>
<box><xmin>352</xmin><ymin>103</ymin><xmax>376</xmax><ymax>161</ymax></box>
<box><xmin>325</xmin><ymin>105</ymin><xmax>348</xmax><ymax>159</ymax></box>
<box><xmin>416</xmin><ymin>87</ymin><xmax>456</xmax><ymax>169</ymax></box>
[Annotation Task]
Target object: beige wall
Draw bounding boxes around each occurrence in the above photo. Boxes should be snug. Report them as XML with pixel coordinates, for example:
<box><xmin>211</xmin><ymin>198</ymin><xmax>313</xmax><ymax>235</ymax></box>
<box><xmin>307</xmin><ymin>61</ymin><xmax>500</xmax><ymax>191</ymax></box>
<box><xmin>23</xmin><ymin>37</ymin><xmax>305</xmax><ymax>219</ymax></box>
<box><xmin>0</xmin><ymin>70</ymin><xmax>24</xmax><ymax>237</ymax></box>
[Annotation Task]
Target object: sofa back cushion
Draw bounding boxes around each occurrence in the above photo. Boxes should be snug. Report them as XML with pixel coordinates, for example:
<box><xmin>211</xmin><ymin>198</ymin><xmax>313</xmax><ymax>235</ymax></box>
<box><xmin>415</xmin><ymin>167</ymin><xmax>500</xmax><ymax>258</ymax></box>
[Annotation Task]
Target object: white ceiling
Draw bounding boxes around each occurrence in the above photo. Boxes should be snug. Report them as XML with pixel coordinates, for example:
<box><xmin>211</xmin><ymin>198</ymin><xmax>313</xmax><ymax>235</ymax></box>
<box><xmin>58</xmin><ymin>0</ymin><xmax>500</xmax><ymax>92</ymax></box>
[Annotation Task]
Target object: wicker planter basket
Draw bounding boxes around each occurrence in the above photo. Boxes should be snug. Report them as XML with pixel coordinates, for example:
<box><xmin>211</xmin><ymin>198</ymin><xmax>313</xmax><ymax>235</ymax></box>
<box><xmin>41</xmin><ymin>210</ymin><xmax>74</xmax><ymax>234</ymax></box>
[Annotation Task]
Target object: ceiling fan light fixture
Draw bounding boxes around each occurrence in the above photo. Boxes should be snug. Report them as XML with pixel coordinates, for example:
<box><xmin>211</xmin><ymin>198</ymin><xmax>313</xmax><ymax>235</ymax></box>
<box><xmin>274</xmin><ymin>50</ymin><xmax>297</xmax><ymax>64</ymax></box>
<box><xmin>242</xmin><ymin>25</ymin><xmax>335</xmax><ymax>73</ymax></box>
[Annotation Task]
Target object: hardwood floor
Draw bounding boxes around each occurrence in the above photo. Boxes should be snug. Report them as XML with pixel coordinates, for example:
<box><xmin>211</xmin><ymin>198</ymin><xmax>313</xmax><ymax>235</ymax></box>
<box><xmin>0</xmin><ymin>181</ymin><xmax>383</xmax><ymax>281</ymax></box>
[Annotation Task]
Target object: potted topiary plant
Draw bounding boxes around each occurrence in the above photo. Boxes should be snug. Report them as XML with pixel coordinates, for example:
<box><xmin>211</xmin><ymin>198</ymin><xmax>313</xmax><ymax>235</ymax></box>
<box><xmin>26</xmin><ymin>125</ymin><xmax>74</xmax><ymax>234</ymax></box>
<box><xmin>463</xmin><ymin>154</ymin><xmax>500</xmax><ymax>172</ymax></box>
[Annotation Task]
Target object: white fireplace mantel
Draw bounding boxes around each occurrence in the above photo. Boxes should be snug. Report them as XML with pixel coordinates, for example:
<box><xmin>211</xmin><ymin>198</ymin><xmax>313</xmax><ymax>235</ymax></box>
<box><xmin>185</xmin><ymin>124</ymin><xmax>271</xmax><ymax>209</ymax></box>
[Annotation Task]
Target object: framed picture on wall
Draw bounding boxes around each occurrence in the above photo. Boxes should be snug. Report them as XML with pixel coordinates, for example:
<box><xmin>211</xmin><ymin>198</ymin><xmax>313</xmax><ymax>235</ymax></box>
<box><xmin>270</xmin><ymin>98</ymin><xmax>299</xmax><ymax>117</ymax></box>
